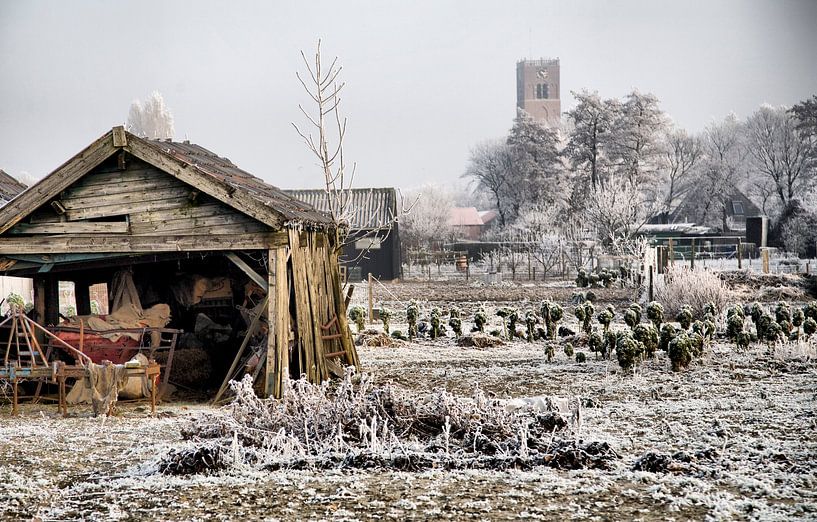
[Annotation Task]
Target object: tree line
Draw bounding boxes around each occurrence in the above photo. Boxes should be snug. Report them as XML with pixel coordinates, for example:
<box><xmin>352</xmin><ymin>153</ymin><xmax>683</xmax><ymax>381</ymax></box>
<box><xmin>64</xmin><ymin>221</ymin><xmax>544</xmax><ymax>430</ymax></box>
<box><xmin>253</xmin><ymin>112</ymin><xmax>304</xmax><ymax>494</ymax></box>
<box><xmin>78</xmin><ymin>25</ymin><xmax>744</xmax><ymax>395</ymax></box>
<box><xmin>463</xmin><ymin>92</ymin><xmax>817</xmax><ymax>257</ymax></box>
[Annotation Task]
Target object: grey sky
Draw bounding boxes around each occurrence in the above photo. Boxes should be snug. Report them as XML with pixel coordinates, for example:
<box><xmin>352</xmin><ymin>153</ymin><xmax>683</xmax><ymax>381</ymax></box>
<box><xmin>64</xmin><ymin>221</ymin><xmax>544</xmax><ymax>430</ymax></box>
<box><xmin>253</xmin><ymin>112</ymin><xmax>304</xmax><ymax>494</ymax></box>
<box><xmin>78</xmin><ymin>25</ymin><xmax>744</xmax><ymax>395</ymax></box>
<box><xmin>1</xmin><ymin>0</ymin><xmax>815</xmax><ymax>190</ymax></box>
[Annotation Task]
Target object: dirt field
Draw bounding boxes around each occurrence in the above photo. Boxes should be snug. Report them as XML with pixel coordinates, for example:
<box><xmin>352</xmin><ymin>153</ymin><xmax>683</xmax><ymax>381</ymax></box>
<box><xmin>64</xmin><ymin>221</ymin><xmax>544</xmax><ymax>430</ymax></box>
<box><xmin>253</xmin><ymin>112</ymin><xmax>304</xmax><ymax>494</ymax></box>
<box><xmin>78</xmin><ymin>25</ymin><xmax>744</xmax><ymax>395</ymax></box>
<box><xmin>1</xmin><ymin>279</ymin><xmax>816</xmax><ymax>520</ymax></box>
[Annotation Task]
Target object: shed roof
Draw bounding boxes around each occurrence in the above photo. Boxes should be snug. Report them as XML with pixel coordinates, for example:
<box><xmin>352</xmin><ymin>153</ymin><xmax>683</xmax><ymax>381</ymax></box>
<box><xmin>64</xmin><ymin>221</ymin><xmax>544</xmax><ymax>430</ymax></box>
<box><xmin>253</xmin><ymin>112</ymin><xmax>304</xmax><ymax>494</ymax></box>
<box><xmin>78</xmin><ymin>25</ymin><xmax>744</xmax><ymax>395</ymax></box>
<box><xmin>283</xmin><ymin>188</ymin><xmax>397</xmax><ymax>230</ymax></box>
<box><xmin>0</xmin><ymin>170</ymin><xmax>27</xmax><ymax>204</ymax></box>
<box><xmin>0</xmin><ymin>127</ymin><xmax>333</xmax><ymax>235</ymax></box>
<box><xmin>140</xmin><ymin>139</ymin><xmax>333</xmax><ymax>226</ymax></box>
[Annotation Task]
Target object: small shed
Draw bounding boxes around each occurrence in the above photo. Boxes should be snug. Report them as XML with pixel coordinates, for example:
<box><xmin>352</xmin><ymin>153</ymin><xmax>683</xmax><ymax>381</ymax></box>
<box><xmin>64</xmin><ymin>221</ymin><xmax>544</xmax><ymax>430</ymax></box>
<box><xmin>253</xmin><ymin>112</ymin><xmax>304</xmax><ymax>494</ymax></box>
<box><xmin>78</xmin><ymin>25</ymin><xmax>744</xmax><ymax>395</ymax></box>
<box><xmin>0</xmin><ymin>127</ymin><xmax>357</xmax><ymax>398</ymax></box>
<box><xmin>284</xmin><ymin>188</ymin><xmax>401</xmax><ymax>281</ymax></box>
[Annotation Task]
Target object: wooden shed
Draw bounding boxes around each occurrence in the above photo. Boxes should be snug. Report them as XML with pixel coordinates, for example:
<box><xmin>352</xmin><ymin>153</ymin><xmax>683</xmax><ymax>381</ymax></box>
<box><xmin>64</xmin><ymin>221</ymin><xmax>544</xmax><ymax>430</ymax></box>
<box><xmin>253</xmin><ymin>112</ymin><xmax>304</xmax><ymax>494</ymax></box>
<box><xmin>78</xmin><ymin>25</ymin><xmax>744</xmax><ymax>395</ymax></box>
<box><xmin>0</xmin><ymin>126</ymin><xmax>358</xmax><ymax>398</ymax></box>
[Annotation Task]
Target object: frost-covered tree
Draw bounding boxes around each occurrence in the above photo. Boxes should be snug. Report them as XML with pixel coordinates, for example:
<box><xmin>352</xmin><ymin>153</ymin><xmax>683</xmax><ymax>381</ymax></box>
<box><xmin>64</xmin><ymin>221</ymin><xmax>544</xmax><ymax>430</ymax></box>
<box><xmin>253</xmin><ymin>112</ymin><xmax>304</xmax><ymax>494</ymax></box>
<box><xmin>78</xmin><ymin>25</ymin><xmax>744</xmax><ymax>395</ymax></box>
<box><xmin>463</xmin><ymin>140</ymin><xmax>514</xmax><ymax>227</ymax></box>
<box><xmin>658</xmin><ymin>128</ymin><xmax>702</xmax><ymax>216</ymax></box>
<box><xmin>564</xmin><ymin>90</ymin><xmax>617</xmax><ymax>191</ymax></box>
<box><xmin>401</xmin><ymin>184</ymin><xmax>454</xmax><ymax>250</ymax></box>
<box><xmin>127</xmin><ymin>91</ymin><xmax>175</xmax><ymax>139</ymax></box>
<box><xmin>582</xmin><ymin>177</ymin><xmax>653</xmax><ymax>251</ymax></box>
<box><xmin>609</xmin><ymin>90</ymin><xmax>667</xmax><ymax>186</ymax></box>
<box><xmin>745</xmin><ymin>104</ymin><xmax>814</xmax><ymax>210</ymax></box>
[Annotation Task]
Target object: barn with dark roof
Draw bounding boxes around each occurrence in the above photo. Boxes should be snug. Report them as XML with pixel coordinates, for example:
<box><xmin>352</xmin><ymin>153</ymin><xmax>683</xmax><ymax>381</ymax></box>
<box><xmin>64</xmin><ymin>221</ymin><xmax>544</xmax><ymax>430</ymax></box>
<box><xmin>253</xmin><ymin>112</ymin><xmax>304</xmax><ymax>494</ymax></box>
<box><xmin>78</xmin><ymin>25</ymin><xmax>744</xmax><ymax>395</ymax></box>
<box><xmin>0</xmin><ymin>126</ymin><xmax>357</xmax><ymax>398</ymax></box>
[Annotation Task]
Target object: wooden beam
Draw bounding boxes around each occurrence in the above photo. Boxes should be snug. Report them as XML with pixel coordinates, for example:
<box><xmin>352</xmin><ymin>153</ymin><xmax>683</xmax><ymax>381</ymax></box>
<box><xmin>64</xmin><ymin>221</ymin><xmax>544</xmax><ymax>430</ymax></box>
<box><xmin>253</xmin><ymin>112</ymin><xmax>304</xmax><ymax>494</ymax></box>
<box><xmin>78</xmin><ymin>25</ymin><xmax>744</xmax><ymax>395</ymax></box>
<box><xmin>75</xmin><ymin>280</ymin><xmax>91</xmax><ymax>315</ymax></box>
<box><xmin>112</xmin><ymin>126</ymin><xmax>128</xmax><ymax>147</ymax></box>
<box><xmin>264</xmin><ymin>248</ymin><xmax>284</xmax><ymax>397</ymax></box>
<box><xmin>225</xmin><ymin>252</ymin><xmax>268</xmax><ymax>291</ymax></box>
<box><xmin>8</xmin><ymin>222</ymin><xmax>130</xmax><ymax>234</ymax></box>
<box><xmin>0</xmin><ymin>232</ymin><xmax>289</xmax><ymax>254</ymax></box>
<box><xmin>0</xmin><ymin>130</ymin><xmax>118</xmax><ymax>235</ymax></box>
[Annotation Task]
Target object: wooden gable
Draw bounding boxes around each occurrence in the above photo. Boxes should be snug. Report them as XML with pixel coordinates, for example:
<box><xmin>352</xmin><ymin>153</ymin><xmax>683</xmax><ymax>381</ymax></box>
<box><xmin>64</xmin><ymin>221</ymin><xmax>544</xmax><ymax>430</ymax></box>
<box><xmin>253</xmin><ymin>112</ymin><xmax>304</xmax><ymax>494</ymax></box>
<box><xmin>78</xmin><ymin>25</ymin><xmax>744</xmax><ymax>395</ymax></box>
<box><xmin>0</xmin><ymin>127</ymin><xmax>319</xmax><ymax>254</ymax></box>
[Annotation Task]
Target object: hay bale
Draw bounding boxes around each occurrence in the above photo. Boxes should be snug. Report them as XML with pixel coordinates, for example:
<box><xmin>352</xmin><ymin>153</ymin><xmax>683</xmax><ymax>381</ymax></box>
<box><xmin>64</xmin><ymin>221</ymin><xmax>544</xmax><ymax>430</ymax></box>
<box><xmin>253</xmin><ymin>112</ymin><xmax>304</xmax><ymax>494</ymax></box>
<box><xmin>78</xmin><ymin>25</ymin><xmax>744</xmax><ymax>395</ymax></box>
<box><xmin>456</xmin><ymin>333</ymin><xmax>506</xmax><ymax>348</ymax></box>
<box><xmin>155</xmin><ymin>348</ymin><xmax>213</xmax><ymax>388</ymax></box>
<box><xmin>356</xmin><ymin>330</ymin><xmax>406</xmax><ymax>347</ymax></box>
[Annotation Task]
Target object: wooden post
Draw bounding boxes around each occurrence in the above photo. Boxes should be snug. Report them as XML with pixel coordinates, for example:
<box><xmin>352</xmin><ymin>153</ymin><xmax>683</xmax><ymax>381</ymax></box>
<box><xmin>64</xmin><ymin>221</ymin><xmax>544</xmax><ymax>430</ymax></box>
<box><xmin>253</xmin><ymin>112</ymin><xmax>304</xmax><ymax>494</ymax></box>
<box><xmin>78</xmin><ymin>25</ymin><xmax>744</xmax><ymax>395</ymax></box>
<box><xmin>264</xmin><ymin>248</ymin><xmax>278</xmax><ymax>398</ymax></box>
<box><xmin>737</xmin><ymin>240</ymin><xmax>742</xmax><ymax>270</ymax></box>
<box><xmin>648</xmin><ymin>265</ymin><xmax>654</xmax><ymax>302</ymax></box>
<box><xmin>762</xmin><ymin>249</ymin><xmax>770</xmax><ymax>274</ymax></box>
<box><xmin>75</xmin><ymin>280</ymin><xmax>91</xmax><ymax>316</ymax></box>
<box><xmin>367</xmin><ymin>272</ymin><xmax>373</xmax><ymax>324</ymax></box>
<box><xmin>690</xmin><ymin>239</ymin><xmax>695</xmax><ymax>270</ymax></box>
<box><xmin>12</xmin><ymin>377</ymin><xmax>18</xmax><ymax>415</ymax></box>
<box><xmin>668</xmin><ymin>238</ymin><xmax>674</xmax><ymax>267</ymax></box>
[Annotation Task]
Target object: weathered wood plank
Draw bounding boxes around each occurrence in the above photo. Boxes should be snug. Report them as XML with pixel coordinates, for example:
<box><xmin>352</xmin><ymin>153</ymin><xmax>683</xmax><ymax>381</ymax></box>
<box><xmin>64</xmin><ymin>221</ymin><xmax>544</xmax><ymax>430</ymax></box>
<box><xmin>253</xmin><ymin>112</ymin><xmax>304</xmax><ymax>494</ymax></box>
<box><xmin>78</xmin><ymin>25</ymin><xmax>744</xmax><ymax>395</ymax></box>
<box><xmin>0</xmin><ymin>131</ymin><xmax>118</xmax><ymax>234</ymax></box>
<box><xmin>112</xmin><ymin>126</ymin><xmax>128</xmax><ymax>147</ymax></box>
<box><xmin>8</xmin><ymin>222</ymin><xmax>130</xmax><ymax>234</ymax></box>
<box><xmin>125</xmin><ymin>138</ymin><xmax>285</xmax><ymax>230</ymax></box>
<box><xmin>264</xmin><ymin>249</ymin><xmax>277</xmax><ymax>397</ymax></box>
<box><xmin>133</xmin><ymin>223</ymin><xmax>267</xmax><ymax>237</ymax></box>
<box><xmin>61</xmin><ymin>186</ymin><xmax>192</xmax><ymax>211</ymax></box>
<box><xmin>63</xmin><ymin>175</ymin><xmax>182</xmax><ymax>200</ymax></box>
<box><xmin>64</xmin><ymin>197</ymin><xmax>188</xmax><ymax>221</ymax></box>
<box><xmin>0</xmin><ymin>232</ymin><xmax>289</xmax><ymax>254</ymax></box>
<box><xmin>225</xmin><ymin>252</ymin><xmax>269</xmax><ymax>291</ymax></box>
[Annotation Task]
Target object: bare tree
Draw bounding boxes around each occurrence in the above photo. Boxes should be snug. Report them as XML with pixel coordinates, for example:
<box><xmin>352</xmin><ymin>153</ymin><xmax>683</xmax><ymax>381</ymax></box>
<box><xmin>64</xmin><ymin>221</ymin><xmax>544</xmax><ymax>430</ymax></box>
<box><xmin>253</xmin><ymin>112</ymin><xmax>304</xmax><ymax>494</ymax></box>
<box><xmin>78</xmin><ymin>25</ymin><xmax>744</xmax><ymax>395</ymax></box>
<box><xmin>582</xmin><ymin>178</ymin><xmax>654</xmax><ymax>253</ymax></box>
<box><xmin>292</xmin><ymin>40</ymin><xmax>410</xmax><ymax>259</ymax></box>
<box><xmin>564</xmin><ymin>90</ymin><xmax>617</xmax><ymax>191</ymax></box>
<box><xmin>462</xmin><ymin>140</ymin><xmax>513</xmax><ymax>227</ymax></box>
<box><xmin>401</xmin><ymin>184</ymin><xmax>454</xmax><ymax>250</ymax></box>
<box><xmin>745</xmin><ymin>104</ymin><xmax>814</xmax><ymax>210</ymax></box>
<box><xmin>127</xmin><ymin>91</ymin><xmax>174</xmax><ymax>139</ymax></box>
<box><xmin>609</xmin><ymin>90</ymin><xmax>667</xmax><ymax>186</ymax></box>
<box><xmin>659</xmin><ymin>128</ymin><xmax>702</xmax><ymax>215</ymax></box>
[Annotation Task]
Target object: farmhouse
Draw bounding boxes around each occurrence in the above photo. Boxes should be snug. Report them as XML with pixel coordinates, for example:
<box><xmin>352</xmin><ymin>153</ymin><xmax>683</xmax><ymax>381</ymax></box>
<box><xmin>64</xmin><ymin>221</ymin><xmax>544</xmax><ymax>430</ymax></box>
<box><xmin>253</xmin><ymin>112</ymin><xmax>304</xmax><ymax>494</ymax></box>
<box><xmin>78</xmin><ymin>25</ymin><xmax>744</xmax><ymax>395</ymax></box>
<box><xmin>0</xmin><ymin>126</ymin><xmax>358</xmax><ymax>398</ymax></box>
<box><xmin>284</xmin><ymin>187</ymin><xmax>401</xmax><ymax>281</ymax></box>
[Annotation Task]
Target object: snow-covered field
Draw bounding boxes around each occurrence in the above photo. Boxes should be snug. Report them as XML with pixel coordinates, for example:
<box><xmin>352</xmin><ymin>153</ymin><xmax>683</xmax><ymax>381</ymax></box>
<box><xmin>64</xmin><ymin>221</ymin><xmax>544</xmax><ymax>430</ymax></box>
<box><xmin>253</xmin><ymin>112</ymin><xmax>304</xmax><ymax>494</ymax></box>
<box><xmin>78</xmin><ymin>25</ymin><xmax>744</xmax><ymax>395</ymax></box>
<box><xmin>1</xmin><ymin>336</ymin><xmax>815</xmax><ymax>520</ymax></box>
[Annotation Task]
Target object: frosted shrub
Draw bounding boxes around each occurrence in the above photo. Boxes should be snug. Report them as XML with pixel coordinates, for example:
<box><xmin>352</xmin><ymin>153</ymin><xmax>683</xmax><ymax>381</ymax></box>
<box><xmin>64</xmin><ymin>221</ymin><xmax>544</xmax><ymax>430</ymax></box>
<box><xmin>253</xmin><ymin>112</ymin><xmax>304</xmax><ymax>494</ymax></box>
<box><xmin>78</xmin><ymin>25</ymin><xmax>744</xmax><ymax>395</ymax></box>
<box><xmin>653</xmin><ymin>266</ymin><xmax>731</xmax><ymax>318</ymax></box>
<box><xmin>156</xmin><ymin>372</ymin><xmax>618</xmax><ymax>473</ymax></box>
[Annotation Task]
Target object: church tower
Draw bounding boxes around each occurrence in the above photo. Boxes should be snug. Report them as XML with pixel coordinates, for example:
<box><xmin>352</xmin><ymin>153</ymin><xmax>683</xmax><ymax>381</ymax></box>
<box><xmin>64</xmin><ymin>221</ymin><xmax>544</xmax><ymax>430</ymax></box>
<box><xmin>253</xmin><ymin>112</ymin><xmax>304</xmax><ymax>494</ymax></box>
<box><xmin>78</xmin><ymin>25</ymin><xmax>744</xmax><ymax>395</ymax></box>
<box><xmin>516</xmin><ymin>58</ymin><xmax>561</xmax><ymax>127</ymax></box>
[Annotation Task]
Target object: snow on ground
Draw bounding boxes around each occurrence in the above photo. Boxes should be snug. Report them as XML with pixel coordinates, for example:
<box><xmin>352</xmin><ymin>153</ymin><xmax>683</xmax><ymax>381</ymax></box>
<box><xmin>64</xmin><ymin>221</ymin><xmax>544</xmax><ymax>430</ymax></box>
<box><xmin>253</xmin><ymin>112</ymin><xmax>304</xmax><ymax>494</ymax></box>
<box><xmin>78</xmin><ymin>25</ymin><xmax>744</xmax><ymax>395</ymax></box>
<box><xmin>1</xmin><ymin>336</ymin><xmax>815</xmax><ymax>521</ymax></box>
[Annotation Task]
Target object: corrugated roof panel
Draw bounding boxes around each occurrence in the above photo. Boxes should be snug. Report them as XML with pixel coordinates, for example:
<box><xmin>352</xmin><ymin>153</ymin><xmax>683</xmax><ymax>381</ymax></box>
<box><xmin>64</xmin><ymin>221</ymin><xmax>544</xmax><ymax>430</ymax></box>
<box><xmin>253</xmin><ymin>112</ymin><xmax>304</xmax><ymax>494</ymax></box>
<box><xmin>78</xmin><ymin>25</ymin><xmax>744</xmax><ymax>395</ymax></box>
<box><xmin>283</xmin><ymin>188</ymin><xmax>397</xmax><ymax>230</ymax></box>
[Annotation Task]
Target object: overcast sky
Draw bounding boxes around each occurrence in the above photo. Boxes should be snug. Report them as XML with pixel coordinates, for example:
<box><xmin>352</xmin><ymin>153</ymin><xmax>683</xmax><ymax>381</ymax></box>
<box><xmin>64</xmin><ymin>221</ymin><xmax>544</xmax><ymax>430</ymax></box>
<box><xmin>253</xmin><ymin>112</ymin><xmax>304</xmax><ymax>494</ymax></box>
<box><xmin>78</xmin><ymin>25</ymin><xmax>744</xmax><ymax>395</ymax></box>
<box><xmin>1</xmin><ymin>0</ymin><xmax>815</xmax><ymax>190</ymax></box>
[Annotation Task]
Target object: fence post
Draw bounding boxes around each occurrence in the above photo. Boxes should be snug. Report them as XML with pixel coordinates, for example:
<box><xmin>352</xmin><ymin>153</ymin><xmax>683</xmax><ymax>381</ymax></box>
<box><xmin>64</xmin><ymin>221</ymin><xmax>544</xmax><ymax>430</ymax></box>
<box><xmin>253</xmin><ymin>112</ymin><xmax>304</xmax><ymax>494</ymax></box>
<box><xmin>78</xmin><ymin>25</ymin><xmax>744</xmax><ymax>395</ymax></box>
<box><xmin>762</xmin><ymin>249</ymin><xmax>770</xmax><ymax>274</ymax></box>
<box><xmin>368</xmin><ymin>272</ymin><xmax>374</xmax><ymax>323</ymax></box>
<box><xmin>668</xmin><ymin>238</ymin><xmax>674</xmax><ymax>267</ymax></box>
<box><xmin>737</xmin><ymin>240</ymin><xmax>742</xmax><ymax>270</ymax></box>
<box><xmin>648</xmin><ymin>265</ymin><xmax>654</xmax><ymax>302</ymax></box>
<box><xmin>690</xmin><ymin>239</ymin><xmax>695</xmax><ymax>269</ymax></box>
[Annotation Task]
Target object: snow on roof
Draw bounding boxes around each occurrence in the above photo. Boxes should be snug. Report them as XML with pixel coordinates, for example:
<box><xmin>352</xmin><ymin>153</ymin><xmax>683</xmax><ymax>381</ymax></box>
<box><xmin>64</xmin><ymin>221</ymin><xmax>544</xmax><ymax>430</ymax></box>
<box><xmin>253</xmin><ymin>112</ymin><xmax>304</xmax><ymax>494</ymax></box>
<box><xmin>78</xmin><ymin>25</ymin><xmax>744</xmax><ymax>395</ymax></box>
<box><xmin>478</xmin><ymin>210</ymin><xmax>498</xmax><ymax>224</ymax></box>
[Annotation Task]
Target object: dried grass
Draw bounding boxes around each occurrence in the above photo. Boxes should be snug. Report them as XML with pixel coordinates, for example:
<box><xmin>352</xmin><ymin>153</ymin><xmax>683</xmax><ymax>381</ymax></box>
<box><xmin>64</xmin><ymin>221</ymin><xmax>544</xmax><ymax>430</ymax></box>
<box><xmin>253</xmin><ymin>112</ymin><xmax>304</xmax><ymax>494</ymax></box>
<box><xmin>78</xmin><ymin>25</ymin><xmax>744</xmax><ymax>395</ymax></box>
<box><xmin>456</xmin><ymin>334</ymin><xmax>506</xmax><ymax>348</ymax></box>
<box><xmin>654</xmin><ymin>266</ymin><xmax>733</xmax><ymax>317</ymax></box>
<box><xmin>157</xmin><ymin>371</ymin><xmax>616</xmax><ymax>474</ymax></box>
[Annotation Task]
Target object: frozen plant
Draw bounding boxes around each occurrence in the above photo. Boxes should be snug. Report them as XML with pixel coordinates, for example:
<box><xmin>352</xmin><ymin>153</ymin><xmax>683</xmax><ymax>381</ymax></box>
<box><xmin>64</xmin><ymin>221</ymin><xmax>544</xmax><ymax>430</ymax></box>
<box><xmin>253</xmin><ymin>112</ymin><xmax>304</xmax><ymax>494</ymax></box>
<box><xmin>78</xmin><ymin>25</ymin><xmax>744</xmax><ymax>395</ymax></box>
<box><xmin>348</xmin><ymin>306</ymin><xmax>366</xmax><ymax>333</ymax></box>
<box><xmin>646</xmin><ymin>301</ymin><xmax>664</xmax><ymax>331</ymax></box>
<box><xmin>406</xmin><ymin>301</ymin><xmax>420</xmax><ymax>339</ymax></box>
<box><xmin>725</xmin><ymin>305</ymin><xmax>745</xmax><ymax>341</ymax></box>
<box><xmin>615</xmin><ymin>331</ymin><xmax>644</xmax><ymax>371</ymax></box>
<box><xmin>668</xmin><ymin>333</ymin><xmax>693</xmax><ymax>371</ymax></box>
<box><xmin>448</xmin><ymin>307</ymin><xmax>463</xmax><ymax>337</ymax></box>
<box><xmin>791</xmin><ymin>308</ymin><xmax>804</xmax><ymax>340</ymax></box>
<box><xmin>473</xmin><ymin>307</ymin><xmax>487</xmax><ymax>333</ymax></box>
<box><xmin>379</xmin><ymin>307</ymin><xmax>392</xmax><ymax>334</ymax></box>
<box><xmin>676</xmin><ymin>305</ymin><xmax>694</xmax><ymax>330</ymax></box>
<box><xmin>623</xmin><ymin>303</ymin><xmax>641</xmax><ymax>329</ymax></box>
<box><xmin>539</xmin><ymin>300</ymin><xmax>563</xmax><ymax>340</ymax></box>
<box><xmin>774</xmin><ymin>301</ymin><xmax>791</xmax><ymax>324</ymax></box>
<box><xmin>596</xmin><ymin>308</ymin><xmax>614</xmax><ymax>333</ymax></box>
<box><xmin>588</xmin><ymin>331</ymin><xmax>604</xmax><ymax>358</ymax></box>
<box><xmin>803</xmin><ymin>317</ymin><xmax>817</xmax><ymax>338</ymax></box>
<box><xmin>803</xmin><ymin>302</ymin><xmax>817</xmax><ymax>322</ymax></box>
<box><xmin>524</xmin><ymin>309</ymin><xmax>538</xmax><ymax>342</ymax></box>
<box><xmin>692</xmin><ymin>319</ymin><xmax>715</xmax><ymax>343</ymax></box>
<box><xmin>575</xmin><ymin>351</ymin><xmax>587</xmax><ymax>363</ymax></box>
<box><xmin>574</xmin><ymin>302</ymin><xmax>595</xmax><ymax>334</ymax></box>
<box><xmin>658</xmin><ymin>323</ymin><xmax>677</xmax><ymax>352</ymax></box>
<box><xmin>563</xmin><ymin>343</ymin><xmax>574</xmax><ymax>357</ymax></box>
<box><xmin>633</xmin><ymin>323</ymin><xmax>658</xmax><ymax>358</ymax></box>
<box><xmin>430</xmin><ymin>307</ymin><xmax>443</xmax><ymax>339</ymax></box>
